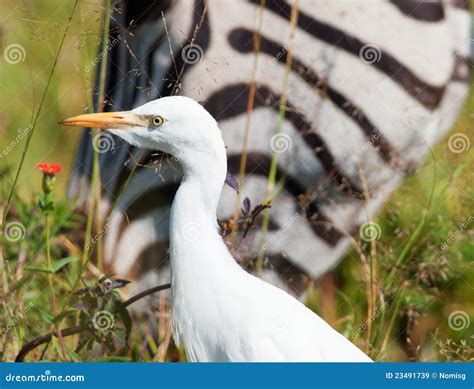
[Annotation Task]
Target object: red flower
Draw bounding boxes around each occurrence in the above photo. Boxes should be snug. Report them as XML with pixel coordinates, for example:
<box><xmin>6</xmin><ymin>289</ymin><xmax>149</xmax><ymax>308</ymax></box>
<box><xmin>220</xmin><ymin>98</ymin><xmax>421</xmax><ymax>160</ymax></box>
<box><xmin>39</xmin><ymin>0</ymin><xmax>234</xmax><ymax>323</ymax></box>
<box><xmin>36</xmin><ymin>163</ymin><xmax>62</xmax><ymax>176</ymax></box>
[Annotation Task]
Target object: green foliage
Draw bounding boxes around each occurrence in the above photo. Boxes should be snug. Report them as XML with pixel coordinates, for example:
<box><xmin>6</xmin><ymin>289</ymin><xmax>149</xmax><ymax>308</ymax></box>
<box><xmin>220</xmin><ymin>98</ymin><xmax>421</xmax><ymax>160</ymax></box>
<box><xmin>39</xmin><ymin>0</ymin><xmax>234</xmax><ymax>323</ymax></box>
<box><xmin>331</xmin><ymin>121</ymin><xmax>474</xmax><ymax>361</ymax></box>
<box><xmin>26</xmin><ymin>256</ymin><xmax>79</xmax><ymax>273</ymax></box>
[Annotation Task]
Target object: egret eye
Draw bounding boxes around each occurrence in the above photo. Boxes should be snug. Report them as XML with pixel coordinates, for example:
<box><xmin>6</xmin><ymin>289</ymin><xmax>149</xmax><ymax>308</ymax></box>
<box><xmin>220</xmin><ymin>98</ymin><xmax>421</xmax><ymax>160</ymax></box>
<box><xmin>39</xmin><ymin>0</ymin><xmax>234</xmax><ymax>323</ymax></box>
<box><xmin>151</xmin><ymin>115</ymin><xmax>164</xmax><ymax>127</ymax></box>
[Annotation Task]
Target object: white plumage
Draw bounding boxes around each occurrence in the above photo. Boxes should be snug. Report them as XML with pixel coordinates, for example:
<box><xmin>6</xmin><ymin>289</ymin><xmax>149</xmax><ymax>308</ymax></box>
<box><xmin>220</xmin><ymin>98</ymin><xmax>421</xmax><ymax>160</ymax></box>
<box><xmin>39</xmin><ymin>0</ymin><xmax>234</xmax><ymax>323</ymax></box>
<box><xmin>62</xmin><ymin>96</ymin><xmax>372</xmax><ymax>362</ymax></box>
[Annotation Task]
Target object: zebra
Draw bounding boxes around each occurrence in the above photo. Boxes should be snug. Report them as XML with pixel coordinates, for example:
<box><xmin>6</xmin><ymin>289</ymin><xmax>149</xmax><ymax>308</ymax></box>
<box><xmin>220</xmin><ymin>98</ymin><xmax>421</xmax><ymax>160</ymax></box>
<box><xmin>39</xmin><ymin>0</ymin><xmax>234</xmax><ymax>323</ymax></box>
<box><xmin>69</xmin><ymin>0</ymin><xmax>471</xmax><ymax>306</ymax></box>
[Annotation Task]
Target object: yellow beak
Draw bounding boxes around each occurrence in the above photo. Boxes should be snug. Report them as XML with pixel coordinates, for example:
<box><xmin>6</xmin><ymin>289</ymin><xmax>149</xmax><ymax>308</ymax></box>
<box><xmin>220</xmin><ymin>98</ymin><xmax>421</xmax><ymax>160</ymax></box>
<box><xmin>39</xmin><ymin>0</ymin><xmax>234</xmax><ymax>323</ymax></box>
<box><xmin>59</xmin><ymin>111</ymin><xmax>146</xmax><ymax>129</ymax></box>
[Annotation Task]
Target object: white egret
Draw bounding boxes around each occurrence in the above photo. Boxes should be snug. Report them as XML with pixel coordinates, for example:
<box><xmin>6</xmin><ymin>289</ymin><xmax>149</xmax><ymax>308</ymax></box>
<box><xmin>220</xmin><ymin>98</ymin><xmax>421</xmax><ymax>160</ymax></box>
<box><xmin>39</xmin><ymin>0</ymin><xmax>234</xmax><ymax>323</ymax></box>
<box><xmin>61</xmin><ymin>96</ymin><xmax>372</xmax><ymax>362</ymax></box>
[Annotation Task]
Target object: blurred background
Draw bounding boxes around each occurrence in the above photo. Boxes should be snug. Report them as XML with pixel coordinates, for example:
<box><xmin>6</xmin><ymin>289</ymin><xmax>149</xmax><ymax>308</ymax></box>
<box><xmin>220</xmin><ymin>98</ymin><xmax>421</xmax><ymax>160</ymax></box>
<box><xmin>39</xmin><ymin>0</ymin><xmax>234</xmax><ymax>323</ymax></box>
<box><xmin>0</xmin><ymin>0</ymin><xmax>100</xmax><ymax>196</ymax></box>
<box><xmin>0</xmin><ymin>0</ymin><xmax>472</xmax><ymax>362</ymax></box>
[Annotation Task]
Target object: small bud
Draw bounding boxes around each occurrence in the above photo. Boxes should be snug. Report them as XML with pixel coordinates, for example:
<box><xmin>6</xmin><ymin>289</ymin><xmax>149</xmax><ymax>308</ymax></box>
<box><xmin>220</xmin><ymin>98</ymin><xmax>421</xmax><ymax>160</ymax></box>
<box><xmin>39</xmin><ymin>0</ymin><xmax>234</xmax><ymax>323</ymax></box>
<box><xmin>36</xmin><ymin>162</ymin><xmax>62</xmax><ymax>213</ymax></box>
<box><xmin>42</xmin><ymin>174</ymin><xmax>56</xmax><ymax>194</ymax></box>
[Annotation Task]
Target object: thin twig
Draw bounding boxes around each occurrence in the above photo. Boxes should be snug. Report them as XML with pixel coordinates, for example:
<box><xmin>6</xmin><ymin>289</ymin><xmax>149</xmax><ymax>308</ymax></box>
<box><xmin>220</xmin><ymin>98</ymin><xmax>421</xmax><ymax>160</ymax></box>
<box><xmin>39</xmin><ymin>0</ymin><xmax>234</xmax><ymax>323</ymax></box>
<box><xmin>170</xmin><ymin>2</ymin><xmax>208</xmax><ymax>95</ymax></box>
<box><xmin>15</xmin><ymin>283</ymin><xmax>171</xmax><ymax>362</ymax></box>
<box><xmin>354</xmin><ymin>156</ymin><xmax>376</xmax><ymax>343</ymax></box>
<box><xmin>231</xmin><ymin>0</ymin><xmax>266</xmax><ymax>234</ymax></box>
<box><xmin>15</xmin><ymin>326</ymin><xmax>85</xmax><ymax>362</ymax></box>
<box><xmin>118</xmin><ymin>283</ymin><xmax>171</xmax><ymax>309</ymax></box>
<box><xmin>45</xmin><ymin>213</ymin><xmax>67</xmax><ymax>361</ymax></box>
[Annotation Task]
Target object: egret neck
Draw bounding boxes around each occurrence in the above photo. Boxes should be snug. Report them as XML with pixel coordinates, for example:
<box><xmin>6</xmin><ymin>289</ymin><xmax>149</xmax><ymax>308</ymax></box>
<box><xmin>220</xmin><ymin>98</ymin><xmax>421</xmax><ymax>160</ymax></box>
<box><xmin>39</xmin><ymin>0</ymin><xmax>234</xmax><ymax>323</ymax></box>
<box><xmin>169</xmin><ymin>130</ymin><xmax>228</xmax><ymax>273</ymax></box>
<box><xmin>167</xmin><ymin>125</ymin><xmax>237</xmax><ymax>344</ymax></box>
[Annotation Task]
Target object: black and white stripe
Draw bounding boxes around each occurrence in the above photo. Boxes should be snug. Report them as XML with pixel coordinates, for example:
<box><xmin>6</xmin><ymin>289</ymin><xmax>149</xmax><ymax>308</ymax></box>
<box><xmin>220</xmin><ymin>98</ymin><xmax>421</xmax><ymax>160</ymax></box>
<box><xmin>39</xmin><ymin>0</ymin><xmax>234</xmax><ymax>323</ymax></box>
<box><xmin>69</xmin><ymin>0</ymin><xmax>471</xmax><ymax>299</ymax></box>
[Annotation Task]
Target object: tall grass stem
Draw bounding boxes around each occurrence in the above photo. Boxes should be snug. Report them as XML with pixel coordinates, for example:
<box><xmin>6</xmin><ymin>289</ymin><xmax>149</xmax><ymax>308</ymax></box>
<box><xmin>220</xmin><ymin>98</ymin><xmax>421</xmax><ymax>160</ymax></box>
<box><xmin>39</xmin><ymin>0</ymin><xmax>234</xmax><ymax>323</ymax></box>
<box><xmin>2</xmin><ymin>0</ymin><xmax>79</xmax><ymax>225</ymax></box>
<box><xmin>256</xmin><ymin>1</ymin><xmax>298</xmax><ymax>273</ymax></box>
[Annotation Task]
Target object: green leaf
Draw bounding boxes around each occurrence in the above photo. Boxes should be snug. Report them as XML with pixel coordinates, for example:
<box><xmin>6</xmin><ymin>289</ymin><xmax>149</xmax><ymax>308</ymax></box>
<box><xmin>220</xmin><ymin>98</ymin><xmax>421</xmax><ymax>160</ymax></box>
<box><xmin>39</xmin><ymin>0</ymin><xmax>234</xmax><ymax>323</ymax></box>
<box><xmin>89</xmin><ymin>356</ymin><xmax>132</xmax><ymax>362</ymax></box>
<box><xmin>26</xmin><ymin>256</ymin><xmax>79</xmax><ymax>273</ymax></box>
<box><xmin>65</xmin><ymin>348</ymin><xmax>82</xmax><ymax>362</ymax></box>
<box><xmin>53</xmin><ymin>308</ymin><xmax>78</xmax><ymax>324</ymax></box>
<box><xmin>50</xmin><ymin>336</ymin><xmax>62</xmax><ymax>357</ymax></box>
<box><xmin>49</xmin><ymin>255</ymin><xmax>80</xmax><ymax>272</ymax></box>
<box><xmin>75</xmin><ymin>337</ymin><xmax>94</xmax><ymax>354</ymax></box>
<box><xmin>117</xmin><ymin>308</ymin><xmax>132</xmax><ymax>340</ymax></box>
<box><xmin>112</xmin><ymin>327</ymin><xmax>128</xmax><ymax>346</ymax></box>
<box><xmin>38</xmin><ymin>309</ymin><xmax>54</xmax><ymax>324</ymax></box>
<box><xmin>52</xmin><ymin>336</ymin><xmax>83</xmax><ymax>362</ymax></box>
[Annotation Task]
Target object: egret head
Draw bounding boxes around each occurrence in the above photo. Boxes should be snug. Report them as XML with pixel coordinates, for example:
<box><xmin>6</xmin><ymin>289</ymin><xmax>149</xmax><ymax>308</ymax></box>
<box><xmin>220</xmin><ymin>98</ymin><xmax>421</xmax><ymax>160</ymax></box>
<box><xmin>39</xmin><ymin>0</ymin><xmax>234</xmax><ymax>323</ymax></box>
<box><xmin>60</xmin><ymin>96</ymin><xmax>224</xmax><ymax>162</ymax></box>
